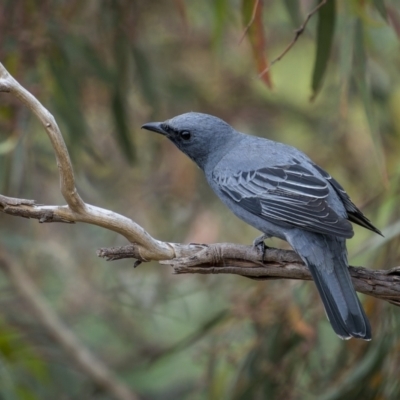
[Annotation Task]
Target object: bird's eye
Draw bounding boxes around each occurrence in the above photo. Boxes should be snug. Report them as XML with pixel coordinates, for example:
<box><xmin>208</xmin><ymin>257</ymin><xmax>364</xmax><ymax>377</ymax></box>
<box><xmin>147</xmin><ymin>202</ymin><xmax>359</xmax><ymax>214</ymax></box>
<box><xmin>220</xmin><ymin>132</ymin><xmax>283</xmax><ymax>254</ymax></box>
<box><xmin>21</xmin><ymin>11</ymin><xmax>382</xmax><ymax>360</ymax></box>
<box><xmin>180</xmin><ymin>130</ymin><xmax>191</xmax><ymax>140</ymax></box>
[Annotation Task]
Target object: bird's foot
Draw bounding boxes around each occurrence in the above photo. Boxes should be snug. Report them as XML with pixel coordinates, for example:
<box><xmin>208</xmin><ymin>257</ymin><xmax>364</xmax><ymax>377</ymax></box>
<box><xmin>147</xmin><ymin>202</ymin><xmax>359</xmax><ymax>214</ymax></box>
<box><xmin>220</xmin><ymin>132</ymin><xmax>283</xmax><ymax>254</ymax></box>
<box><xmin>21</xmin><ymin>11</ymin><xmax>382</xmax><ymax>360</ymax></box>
<box><xmin>253</xmin><ymin>234</ymin><xmax>270</xmax><ymax>263</ymax></box>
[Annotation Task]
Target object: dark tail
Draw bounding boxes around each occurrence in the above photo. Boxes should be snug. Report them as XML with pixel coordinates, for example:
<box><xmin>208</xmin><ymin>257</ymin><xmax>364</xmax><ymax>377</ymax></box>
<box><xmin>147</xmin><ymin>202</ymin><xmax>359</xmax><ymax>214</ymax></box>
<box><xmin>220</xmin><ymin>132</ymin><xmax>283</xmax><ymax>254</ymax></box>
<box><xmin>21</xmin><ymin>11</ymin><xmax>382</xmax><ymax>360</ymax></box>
<box><xmin>288</xmin><ymin>232</ymin><xmax>371</xmax><ymax>340</ymax></box>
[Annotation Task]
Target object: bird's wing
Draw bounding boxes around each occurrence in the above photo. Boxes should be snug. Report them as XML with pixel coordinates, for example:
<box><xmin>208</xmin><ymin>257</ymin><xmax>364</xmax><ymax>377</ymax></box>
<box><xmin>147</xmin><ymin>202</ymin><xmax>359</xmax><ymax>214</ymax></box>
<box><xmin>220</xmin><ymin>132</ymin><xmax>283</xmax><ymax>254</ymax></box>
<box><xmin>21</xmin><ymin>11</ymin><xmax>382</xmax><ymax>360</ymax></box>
<box><xmin>312</xmin><ymin>164</ymin><xmax>382</xmax><ymax>236</ymax></box>
<box><xmin>213</xmin><ymin>163</ymin><xmax>354</xmax><ymax>238</ymax></box>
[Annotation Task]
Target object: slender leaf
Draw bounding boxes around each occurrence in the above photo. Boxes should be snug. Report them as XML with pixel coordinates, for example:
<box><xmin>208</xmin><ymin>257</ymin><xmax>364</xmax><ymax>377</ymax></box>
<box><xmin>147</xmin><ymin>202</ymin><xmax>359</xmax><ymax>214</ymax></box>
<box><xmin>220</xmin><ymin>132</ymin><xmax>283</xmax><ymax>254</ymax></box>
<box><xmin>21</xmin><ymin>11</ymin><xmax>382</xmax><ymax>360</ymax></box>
<box><xmin>283</xmin><ymin>0</ymin><xmax>302</xmax><ymax>27</ymax></box>
<box><xmin>242</xmin><ymin>0</ymin><xmax>272</xmax><ymax>88</ymax></box>
<box><xmin>111</xmin><ymin>87</ymin><xmax>135</xmax><ymax>163</ymax></box>
<box><xmin>338</xmin><ymin>4</ymin><xmax>355</xmax><ymax>114</ymax></box>
<box><xmin>132</xmin><ymin>45</ymin><xmax>159</xmax><ymax>116</ymax></box>
<box><xmin>47</xmin><ymin>49</ymin><xmax>88</xmax><ymax>151</ymax></box>
<box><xmin>106</xmin><ymin>0</ymin><xmax>135</xmax><ymax>163</ymax></box>
<box><xmin>338</xmin><ymin>7</ymin><xmax>355</xmax><ymax>79</ymax></box>
<box><xmin>372</xmin><ymin>0</ymin><xmax>387</xmax><ymax>21</ymax></box>
<box><xmin>80</xmin><ymin>41</ymin><xmax>114</xmax><ymax>84</ymax></box>
<box><xmin>311</xmin><ymin>0</ymin><xmax>336</xmax><ymax>100</ymax></box>
<box><xmin>213</xmin><ymin>0</ymin><xmax>228</xmax><ymax>49</ymax></box>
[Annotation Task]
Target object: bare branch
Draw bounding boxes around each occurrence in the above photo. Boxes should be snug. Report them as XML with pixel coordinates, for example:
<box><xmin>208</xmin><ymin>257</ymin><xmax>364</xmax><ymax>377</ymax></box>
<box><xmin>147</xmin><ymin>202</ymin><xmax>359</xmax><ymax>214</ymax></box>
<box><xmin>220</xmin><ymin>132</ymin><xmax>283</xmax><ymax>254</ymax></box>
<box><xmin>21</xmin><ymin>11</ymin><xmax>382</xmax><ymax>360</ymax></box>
<box><xmin>0</xmin><ymin>248</ymin><xmax>139</xmax><ymax>400</ymax></box>
<box><xmin>0</xmin><ymin>62</ymin><xmax>175</xmax><ymax>262</ymax></box>
<box><xmin>259</xmin><ymin>0</ymin><xmax>327</xmax><ymax>78</ymax></box>
<box><xmin>97</xmin><ymin>243</ymin><xmax>206</xmax><ymax>261</ymax></box>
<box><xmin>0</xmin><ymin>194</ymin><xmax>35</xmax><ymax>206</ymax></box>
<box><xmin>0</xmin><ymin>193</ymin><xmax>182</xmax><ymax>260</ymax></box>
<box><xmin>0</xmin><ymin>63</ymin><xmax>84</xmax><ymax>212</ymax></box>
<box><xmin>99</xmin><ymin>243</ymin><xmax>400</xmax><ymax>307</ymax></box>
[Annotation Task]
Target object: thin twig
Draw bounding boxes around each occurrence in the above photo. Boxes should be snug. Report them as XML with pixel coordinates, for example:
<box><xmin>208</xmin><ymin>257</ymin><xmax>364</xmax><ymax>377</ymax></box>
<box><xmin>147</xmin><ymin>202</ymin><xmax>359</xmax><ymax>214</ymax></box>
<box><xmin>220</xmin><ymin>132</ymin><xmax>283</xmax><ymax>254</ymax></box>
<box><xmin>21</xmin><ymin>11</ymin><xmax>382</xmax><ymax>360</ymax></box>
<box><xmin>239</xmin><ymin>0</ymin><xmax>260</xmax><ymax>44</ymax></box>
<box><xmin>259</xmin><ymin>0</ymin><xmax>327</xmax><ymax>78</ymax></box>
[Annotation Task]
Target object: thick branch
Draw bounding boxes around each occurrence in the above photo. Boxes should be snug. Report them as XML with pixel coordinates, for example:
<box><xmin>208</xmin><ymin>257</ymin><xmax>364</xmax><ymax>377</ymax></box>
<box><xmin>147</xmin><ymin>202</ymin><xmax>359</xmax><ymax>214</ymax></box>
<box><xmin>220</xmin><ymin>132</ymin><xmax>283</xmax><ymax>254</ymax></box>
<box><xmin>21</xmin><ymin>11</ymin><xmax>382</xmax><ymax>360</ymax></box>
<box><xmin>0</xmin><ymin>64</ymin><xmax>84</xmax><ymax>212</ymax></box>
<box><xmin>99</xmin><ymin>243</ymin><xmax>400</xmax><ymax>307</ymax></box>
<box><xmin>0</xmin><ymin>63</ymin><xmax>176</xmax><ymax>261</ymax></box>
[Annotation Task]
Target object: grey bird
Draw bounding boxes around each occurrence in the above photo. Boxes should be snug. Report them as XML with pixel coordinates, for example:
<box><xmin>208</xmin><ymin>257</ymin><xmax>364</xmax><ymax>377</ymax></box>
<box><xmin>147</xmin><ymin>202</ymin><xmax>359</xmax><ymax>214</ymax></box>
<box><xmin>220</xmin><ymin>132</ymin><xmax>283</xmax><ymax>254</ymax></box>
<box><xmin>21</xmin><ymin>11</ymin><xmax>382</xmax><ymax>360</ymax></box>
<box><xmin>142</xmin><ymin>112</ymin><xmax>382</xmax><ymax>340</ymax></box>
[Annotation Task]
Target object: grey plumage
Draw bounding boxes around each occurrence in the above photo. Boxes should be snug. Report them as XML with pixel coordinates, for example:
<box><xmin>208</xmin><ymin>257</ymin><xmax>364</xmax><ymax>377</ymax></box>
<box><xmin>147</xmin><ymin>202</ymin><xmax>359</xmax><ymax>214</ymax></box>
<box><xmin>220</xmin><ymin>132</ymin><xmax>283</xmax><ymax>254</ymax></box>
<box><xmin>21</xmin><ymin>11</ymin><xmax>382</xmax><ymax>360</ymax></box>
<box><xmin>142</xmin><ymin>112</ymin><xmax>381</xmax><ymax>340</ymax></box>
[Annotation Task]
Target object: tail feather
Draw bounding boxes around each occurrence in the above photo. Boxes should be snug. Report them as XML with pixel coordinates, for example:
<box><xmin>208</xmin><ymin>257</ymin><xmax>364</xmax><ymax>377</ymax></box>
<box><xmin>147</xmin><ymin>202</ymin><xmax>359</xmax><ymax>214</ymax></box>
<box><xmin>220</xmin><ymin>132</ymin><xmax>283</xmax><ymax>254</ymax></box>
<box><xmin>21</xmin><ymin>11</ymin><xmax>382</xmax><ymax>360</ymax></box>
<box><xmin>307</xmin><ymin>260</ymin><xmax>371</xmax><ymax>340</ymax></box>
<box><xmin>288</xmin><ymin>232</ymin><xmax>371</xmax><ymax>340</ymax></box>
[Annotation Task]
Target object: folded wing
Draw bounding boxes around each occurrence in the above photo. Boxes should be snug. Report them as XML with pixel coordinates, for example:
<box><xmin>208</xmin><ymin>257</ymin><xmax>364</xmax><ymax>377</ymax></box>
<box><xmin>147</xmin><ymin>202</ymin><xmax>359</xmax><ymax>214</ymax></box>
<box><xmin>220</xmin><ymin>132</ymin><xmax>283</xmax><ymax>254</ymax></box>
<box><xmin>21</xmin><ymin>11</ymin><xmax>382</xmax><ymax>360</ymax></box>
<box><xmin>213</xmin><ymin>163</ymin><xmax>354</xmax><ymax>238</ymax></box>
<box><xmin>311</xmin><ymin>164</ymin><xmax>382</xmax><ymax>236</ymax></box>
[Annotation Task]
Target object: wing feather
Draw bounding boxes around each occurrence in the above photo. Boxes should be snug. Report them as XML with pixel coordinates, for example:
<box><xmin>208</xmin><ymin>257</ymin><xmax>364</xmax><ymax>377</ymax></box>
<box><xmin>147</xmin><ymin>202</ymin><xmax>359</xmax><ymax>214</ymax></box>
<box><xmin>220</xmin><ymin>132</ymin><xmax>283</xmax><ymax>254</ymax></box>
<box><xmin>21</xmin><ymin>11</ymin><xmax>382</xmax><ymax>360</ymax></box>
<box><xmin>312</xmin><ymin>164</ymin><xmax>382</xmax><ymax>235</ymax></box>
<box><xmin>213</xmin><ymin>164</ymin><xmax>354</xmax><ymax>238</ymax></box>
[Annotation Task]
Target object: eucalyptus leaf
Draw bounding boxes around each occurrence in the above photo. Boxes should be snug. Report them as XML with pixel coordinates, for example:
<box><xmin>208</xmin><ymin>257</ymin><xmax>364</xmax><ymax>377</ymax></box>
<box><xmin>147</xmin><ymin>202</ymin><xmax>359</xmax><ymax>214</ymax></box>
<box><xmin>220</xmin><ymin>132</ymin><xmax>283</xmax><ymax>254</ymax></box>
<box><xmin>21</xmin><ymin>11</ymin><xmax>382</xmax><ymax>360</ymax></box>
<box><xmin>311</xmin><ymin>0</ymin><xmax>336</xmax><ymax>100</ymax></box>
<box><xmin>372</xmin><ymin>0</ymin><xmax>387</xmax><ymax>21</ymax></box>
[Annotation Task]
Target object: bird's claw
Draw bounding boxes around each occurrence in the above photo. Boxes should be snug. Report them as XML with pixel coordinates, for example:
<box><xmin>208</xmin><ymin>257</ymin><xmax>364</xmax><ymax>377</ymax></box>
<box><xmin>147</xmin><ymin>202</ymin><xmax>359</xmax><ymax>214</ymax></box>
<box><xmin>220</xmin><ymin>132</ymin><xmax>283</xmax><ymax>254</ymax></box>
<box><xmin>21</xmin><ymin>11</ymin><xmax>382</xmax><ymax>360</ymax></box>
<box><xmin>253</xmin><ymin>235</ymin><xmax>270</xmax><ymax>263</ymax></box>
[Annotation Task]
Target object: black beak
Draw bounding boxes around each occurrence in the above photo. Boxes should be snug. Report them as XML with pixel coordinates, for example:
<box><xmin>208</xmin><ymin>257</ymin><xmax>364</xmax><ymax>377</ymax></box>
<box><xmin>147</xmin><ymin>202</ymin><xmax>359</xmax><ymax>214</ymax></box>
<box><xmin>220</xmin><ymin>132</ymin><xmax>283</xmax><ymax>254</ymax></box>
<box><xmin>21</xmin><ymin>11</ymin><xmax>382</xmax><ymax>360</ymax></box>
<box><xmin>141</xmin><ymin>122</ymin><xmax>167</xmax><ymax>135</ymax></box>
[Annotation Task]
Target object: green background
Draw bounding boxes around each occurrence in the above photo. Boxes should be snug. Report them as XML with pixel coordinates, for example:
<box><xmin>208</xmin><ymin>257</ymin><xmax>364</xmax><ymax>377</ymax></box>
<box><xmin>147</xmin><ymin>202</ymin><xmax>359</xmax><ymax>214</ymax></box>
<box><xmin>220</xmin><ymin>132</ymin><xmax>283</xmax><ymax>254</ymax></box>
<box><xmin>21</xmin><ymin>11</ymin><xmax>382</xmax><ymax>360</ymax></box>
<box><xmin>0</xmin><ymin>1</ymin><xmax>400</xmax><ymax>399</ymax></box>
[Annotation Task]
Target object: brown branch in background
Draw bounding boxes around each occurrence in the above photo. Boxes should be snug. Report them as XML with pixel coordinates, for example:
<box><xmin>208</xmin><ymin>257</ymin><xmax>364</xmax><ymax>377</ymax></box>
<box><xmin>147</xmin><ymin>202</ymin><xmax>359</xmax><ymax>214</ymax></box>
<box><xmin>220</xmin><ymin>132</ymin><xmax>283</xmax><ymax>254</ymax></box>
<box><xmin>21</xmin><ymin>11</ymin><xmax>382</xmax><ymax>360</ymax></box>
<box><xmin>239</xmin><ymin>0</ymin><xmax>260</xmax><ymax>44</ymax></box>
<box><xmin>259</xmin><ymin>0</ymin><xmax>327</xmax><ymax>78</ymax></box>
<box><xmin>0</xmin><ymin>249</ymin><xmax>139</xmax><ymax>400</ymax></box>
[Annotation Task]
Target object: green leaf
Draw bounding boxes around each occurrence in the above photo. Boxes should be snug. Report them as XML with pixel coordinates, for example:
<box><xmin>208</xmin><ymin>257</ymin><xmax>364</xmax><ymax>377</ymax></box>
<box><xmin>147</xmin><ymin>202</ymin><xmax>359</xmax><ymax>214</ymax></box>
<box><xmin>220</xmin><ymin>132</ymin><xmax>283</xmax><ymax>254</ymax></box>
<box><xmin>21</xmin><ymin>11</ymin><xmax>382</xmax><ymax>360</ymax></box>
<box><xmin>213</xmin><ymin>0</ymin><xmax>228</xmax><ymax>49</ymax></box>
<box><xmin>241</xmin><ymin>0</ymin><xmax>272</xmax><ymax>88</ymax></box>
<box><xmin>283</xmin><ymin>0</ymin><xmax>302</xmax><ymax>28</ymax></box>
<box><xmin>80</xmin><ymin>41</ymin><xmax>114</xmax><ymax>84</ymax></box>
<box><xmin>372</xmin><ymin>0</ymin><xmax>387</xmax><ymax>21</ymax></box>
<box><xmin>311</xmin><ymin>0</ymin><xmax>336</xmax><ymax>100</ymax></box>
<box><xmin>132</xmin><ymin>45</ymin><xmax>159</xmax><ymax>116</ymax></box>
<box><xmin>111</xmin><ymin>87</ymin><xmax>135</xmax><ymax>163</ymax></box>
<box><xmin>47</xmin><ymin>50</ymin><xmax>88</xmax><ymax>150</ymax></box>
<box><xmin>338</xmin><ymin>10</ymin><xmax>355</xmax><ymax>82</ymax></box>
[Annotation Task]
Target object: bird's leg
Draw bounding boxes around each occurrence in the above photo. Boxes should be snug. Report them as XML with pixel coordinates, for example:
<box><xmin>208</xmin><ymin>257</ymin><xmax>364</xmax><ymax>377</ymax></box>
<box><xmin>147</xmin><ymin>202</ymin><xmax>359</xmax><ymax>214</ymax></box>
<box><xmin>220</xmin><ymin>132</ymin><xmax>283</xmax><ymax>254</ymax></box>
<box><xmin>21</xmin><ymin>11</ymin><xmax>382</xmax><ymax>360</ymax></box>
<box><xmin>252</xmin><ymin>234</ymin><xmax>271</xmax><ymax>263</ymax></box>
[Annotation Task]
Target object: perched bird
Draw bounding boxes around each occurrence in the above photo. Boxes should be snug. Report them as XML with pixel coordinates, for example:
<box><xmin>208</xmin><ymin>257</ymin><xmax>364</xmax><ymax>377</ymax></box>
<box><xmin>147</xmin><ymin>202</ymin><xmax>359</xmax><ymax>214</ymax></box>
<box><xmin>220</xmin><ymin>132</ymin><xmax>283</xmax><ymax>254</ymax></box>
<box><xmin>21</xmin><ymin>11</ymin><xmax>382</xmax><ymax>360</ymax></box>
<box><xmin>142</xmin><ymin>112</ymin><xmax>382</xmax><ymax>340</ymax></box>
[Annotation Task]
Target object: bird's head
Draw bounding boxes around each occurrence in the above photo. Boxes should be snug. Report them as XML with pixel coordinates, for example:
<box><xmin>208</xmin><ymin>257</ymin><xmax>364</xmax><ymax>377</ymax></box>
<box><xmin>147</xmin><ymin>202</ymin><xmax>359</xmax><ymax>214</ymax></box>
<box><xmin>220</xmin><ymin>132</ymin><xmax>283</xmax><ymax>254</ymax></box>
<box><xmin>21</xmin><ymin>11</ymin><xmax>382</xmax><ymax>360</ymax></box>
<box><xmin>142</xmin><ymin>112</ymin><xmax>237</xmax><ymax>169</ymax></box>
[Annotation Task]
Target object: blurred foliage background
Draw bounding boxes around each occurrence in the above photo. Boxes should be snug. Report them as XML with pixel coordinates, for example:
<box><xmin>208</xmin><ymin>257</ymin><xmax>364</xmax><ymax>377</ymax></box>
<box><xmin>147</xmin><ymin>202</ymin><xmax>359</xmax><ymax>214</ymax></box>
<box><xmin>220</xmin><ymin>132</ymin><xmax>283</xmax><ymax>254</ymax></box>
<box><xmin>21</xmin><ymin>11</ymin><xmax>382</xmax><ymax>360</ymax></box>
<box><xmin>1</xmin><ymin>0</ymin><xmax>400</xmax><ymax>399</ymax></box>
